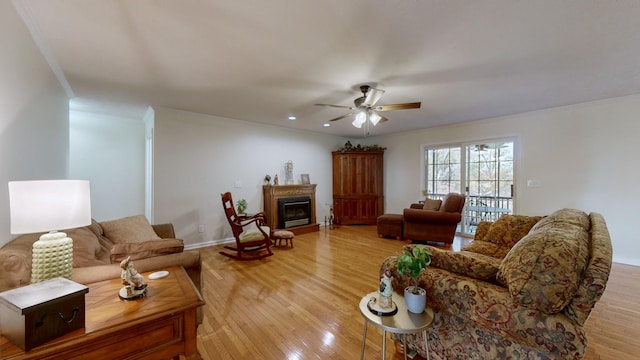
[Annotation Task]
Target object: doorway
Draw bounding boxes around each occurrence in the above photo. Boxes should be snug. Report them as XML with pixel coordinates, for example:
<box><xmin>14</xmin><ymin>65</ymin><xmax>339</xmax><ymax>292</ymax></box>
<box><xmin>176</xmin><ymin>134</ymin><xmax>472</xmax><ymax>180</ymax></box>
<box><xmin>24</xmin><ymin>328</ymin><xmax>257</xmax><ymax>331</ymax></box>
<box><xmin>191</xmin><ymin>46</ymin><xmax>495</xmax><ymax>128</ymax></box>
<box><xmin>423</xmin><ymin>139</ymin><xmax>515</xmax><ymax>236</ymax></box>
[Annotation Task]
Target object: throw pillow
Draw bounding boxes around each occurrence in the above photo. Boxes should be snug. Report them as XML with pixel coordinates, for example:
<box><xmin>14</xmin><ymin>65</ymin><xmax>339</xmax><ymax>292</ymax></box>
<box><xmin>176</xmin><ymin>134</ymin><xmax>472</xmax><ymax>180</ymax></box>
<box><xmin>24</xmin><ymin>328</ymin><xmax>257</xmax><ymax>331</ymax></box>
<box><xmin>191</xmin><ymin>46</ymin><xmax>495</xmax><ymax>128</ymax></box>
<box><xmin>110</xmin><ymin>239</ymin><xmax>184</xmax><ymax>263</ymax></box>
<box><xmin>483</xmin><ymin>214</ymin><xmax>543</xmax><ymax>248</ymax></box>
<box><xmin>422</xmin><ymin>199</ymin><xmax>442</xmax><ymax>211</ymax></box>
<box><xmin>100</xmin><ymin>215</ymin><xmax>160</xmax><ymax>244</ymax></box>
<box><xmin>496</xmin><ymin>224</ymin><xmax>590</xmax><ymax>314</ymax></box>
<box><xmin>65</xmin><ymin>226</ymin><xmax>110</xmax><ymax>267</ymax></box>
<box><xmin>239</xmin><ymin>226</ymin><xmax>271</xmax><ymax>242</ymax></box>
<box><xmin>473</xmin><ymin>221</ymin><xmax>492</xmax><ymax>241</ymax></box>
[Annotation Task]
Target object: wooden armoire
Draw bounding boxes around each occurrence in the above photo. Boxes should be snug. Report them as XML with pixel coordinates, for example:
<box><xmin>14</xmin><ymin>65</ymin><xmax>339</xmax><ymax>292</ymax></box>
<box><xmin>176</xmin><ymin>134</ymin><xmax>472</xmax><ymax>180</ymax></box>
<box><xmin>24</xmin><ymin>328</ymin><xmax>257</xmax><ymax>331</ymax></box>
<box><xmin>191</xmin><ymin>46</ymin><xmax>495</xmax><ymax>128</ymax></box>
<box><xmin>332</xmin><ymin>150</ymin><xmax>384</xmax><ymax>225</ymax></box>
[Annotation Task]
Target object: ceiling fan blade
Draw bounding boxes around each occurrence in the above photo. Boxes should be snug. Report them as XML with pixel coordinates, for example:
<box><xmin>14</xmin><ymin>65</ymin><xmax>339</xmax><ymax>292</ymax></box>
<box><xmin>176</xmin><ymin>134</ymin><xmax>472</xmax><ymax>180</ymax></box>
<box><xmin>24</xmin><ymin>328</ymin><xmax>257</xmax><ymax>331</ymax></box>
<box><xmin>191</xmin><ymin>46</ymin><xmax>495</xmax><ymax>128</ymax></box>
<box><xmin>374</xmin><ymin>102</ymin><xmax>421</xmax><ymax>111</ymax></box>
<box><xmin>315</xmin><ymin>103</ymin><xmax>354</xmax><ymax>110</ymax></box>
<box><xmin>378</xmin><ymin>115</ymin><xmax>389</xmax><ymax>123</ymax></box>
<box><xmin>363</xmin><ymin>88</ymin><xmax>385</xmax><ymax>107</ymax></box>
<box><xmin>329</xmin><ymin>113</ymin><xmax>353</xmax><ymax>122</ymax></box>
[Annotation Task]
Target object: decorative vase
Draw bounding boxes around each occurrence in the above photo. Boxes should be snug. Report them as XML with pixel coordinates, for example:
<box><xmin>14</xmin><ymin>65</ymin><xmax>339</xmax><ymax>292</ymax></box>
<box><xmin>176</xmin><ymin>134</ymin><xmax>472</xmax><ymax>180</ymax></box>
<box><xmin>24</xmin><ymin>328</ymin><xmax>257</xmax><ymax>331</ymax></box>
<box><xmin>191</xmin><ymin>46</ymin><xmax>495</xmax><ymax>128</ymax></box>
<box><xmin>404</xmin><ymin>286</ymin><xmax>427</xmax><ymax>313</ymax></box>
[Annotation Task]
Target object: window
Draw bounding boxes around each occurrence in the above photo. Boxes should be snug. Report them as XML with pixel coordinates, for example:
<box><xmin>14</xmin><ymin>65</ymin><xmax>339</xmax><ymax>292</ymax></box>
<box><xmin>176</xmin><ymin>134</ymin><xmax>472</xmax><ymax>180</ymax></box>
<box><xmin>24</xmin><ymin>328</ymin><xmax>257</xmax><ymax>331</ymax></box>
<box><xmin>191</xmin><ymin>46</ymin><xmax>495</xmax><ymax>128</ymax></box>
<box><xmin>425</xmin><ymin>146</ymin><xmax>462</xmax><ymax>196</ymax></box>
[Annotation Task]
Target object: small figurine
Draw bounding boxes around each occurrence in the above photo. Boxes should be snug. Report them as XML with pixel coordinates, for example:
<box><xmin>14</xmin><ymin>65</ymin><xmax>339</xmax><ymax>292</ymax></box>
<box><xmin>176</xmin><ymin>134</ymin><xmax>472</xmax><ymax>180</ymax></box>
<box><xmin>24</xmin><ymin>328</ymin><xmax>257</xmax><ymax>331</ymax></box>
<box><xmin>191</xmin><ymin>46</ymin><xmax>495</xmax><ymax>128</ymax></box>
<box><xmin>264</xmin><ymin>174</ymin><xmax>271</xmax><ymax>185</ymax></box>
<box><xmin>378</xmin><ymin>269</ymin><xmax>393</xmax><ymax>309</ymax></box>
<box><xmin>119</xmin><ymin>256</ymin><xmax>147</xmax><ymax>300</ymax></box>
<box><xmin>274</xmin><ymin>174</ymin><xmax>279</xmax><ymax>185</ymax></box>
<box><xmin>329</xmin><ymin>206</ymin><xmax>334</xmax><ymax>226</ymax></box>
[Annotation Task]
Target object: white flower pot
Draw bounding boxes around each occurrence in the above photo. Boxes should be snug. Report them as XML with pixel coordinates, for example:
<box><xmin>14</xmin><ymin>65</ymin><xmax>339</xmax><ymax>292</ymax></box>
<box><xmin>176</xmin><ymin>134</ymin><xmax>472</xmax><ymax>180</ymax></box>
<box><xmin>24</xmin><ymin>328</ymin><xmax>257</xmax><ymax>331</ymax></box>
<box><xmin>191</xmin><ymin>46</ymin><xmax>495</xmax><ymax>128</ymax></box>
<box><xmin>404</xmin><ymin>286</ymin><xmax>427</xmax><ymax>313</ymax></box>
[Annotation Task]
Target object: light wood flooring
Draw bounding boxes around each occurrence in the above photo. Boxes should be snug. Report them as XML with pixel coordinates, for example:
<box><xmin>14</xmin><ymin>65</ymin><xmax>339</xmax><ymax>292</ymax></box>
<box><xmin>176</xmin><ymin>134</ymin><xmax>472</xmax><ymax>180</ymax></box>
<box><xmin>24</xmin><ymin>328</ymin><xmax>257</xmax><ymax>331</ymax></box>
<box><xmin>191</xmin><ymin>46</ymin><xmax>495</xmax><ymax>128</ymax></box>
<box><xmin>195</xmin><ymin>225</ymin><xmax>639</xmax><ymax>359</ymax></box>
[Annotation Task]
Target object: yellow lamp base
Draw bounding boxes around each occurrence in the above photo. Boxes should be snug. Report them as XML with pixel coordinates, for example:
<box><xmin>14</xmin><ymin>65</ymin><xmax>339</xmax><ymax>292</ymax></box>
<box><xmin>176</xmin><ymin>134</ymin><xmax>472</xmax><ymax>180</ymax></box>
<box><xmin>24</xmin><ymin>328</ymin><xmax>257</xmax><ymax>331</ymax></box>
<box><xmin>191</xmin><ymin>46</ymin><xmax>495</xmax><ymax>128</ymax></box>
<box><xmin>31</xmin><ymin>231</ymin><xmax>73</xmax><ymax>283</ymax></box>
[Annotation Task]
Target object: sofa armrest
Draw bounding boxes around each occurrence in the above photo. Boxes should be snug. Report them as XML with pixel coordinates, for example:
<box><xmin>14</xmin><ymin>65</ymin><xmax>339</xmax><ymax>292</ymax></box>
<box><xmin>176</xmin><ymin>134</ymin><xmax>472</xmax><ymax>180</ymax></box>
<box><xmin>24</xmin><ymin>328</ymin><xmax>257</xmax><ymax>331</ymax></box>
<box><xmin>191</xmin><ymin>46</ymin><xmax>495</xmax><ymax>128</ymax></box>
<box><xmin>403</xmin><ymin>208</ymin><xmax>461</xmax><ymax>224</ymax></box>
<box><xmin>152</xmin><ymin>223</ymin><xmax>176</xmax><ymax>238</ymax></box>
<box><xmin>0</xmin><ymin>234</ymin><xmax>39</xmax><ymax>292</ymax></box>
<box><xmin>410</xmin><ymin>203</ymin><xmax>423</xmax><ymax>209</ymax></box>
<box><xmin>0</xmin><ymin>249</ymin><xmax>31</xmax><ymax>292</ymax></box>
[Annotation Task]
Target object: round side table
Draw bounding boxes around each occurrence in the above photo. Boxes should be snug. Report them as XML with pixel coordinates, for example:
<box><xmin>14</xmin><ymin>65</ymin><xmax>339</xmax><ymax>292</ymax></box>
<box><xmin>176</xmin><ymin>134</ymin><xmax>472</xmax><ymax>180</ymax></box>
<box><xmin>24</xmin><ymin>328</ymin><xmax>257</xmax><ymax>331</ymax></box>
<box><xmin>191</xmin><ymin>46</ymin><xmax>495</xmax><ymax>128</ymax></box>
<box><xmin>359</xmin><ymin>291</ymin><xmax>434</xmax><ymax>360</ymax></box>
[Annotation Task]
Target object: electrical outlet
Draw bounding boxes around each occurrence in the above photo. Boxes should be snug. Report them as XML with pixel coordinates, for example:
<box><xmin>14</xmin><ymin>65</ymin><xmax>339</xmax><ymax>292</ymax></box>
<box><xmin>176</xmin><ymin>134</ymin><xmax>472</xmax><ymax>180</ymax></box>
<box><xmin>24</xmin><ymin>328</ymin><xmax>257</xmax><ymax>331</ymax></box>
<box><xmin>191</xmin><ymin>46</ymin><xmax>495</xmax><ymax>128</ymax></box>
<box><xmin>198</xmin><ymin>225</ymin><xmax>205</xmax><ymax>233</ymax></box>
<box><xmin>527</xmin><ymin>180</ymin><xmax>541</xmax><ymax>187</ymax></box>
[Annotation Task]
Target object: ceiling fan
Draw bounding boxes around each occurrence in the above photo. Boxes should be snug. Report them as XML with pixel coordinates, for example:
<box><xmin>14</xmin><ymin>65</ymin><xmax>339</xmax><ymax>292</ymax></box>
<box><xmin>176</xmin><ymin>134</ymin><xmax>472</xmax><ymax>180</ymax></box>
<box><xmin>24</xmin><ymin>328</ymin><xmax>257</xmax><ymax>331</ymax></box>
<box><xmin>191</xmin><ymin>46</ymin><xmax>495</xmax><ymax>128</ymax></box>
<box><xmin>315</xmin><ymin>85</ymin><xmax>421</xmax><ymax>128</ymax></box>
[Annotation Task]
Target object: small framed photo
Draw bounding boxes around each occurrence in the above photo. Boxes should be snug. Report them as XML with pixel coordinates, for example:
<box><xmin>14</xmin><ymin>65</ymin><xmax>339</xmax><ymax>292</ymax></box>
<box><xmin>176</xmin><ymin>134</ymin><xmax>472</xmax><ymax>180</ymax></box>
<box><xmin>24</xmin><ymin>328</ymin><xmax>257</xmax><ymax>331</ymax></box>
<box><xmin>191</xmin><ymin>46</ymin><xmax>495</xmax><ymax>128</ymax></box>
<box><xmin>301</xmin><ymin>174</ymin><xmax>310</xmax><ymax>184</ymax></box>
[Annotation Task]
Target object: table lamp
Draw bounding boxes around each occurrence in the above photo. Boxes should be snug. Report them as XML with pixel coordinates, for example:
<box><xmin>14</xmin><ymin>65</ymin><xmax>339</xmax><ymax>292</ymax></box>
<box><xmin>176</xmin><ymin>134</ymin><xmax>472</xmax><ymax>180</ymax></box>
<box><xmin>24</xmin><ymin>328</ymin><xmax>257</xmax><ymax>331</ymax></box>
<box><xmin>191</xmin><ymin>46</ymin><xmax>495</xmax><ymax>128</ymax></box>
<box><xmin>8</xmin><ymin>180</ymin><xmax>91</xmax><ymax>283</ymax></box>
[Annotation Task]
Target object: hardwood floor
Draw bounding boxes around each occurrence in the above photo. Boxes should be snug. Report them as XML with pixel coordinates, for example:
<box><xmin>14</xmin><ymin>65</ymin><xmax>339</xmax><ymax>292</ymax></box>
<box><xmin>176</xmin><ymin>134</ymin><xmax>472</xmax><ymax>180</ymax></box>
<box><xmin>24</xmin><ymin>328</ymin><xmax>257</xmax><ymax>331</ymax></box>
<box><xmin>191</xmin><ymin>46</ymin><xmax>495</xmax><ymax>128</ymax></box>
<box><xmin>195</xmin><ymin>225</ymin><xmax>639</xmax><ymax>359</ymax></box>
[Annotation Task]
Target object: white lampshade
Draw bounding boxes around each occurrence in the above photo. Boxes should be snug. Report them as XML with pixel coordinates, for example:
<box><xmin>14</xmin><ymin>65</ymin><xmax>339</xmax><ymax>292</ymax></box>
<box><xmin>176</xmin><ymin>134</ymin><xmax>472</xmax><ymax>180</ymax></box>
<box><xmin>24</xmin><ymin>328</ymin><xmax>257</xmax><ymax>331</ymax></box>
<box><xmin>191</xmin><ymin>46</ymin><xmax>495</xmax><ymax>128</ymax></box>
<box><xmin>352</xmin><ymin>111</ymin><xmax>367</xmax><ymax>128</ymax></box>
<box><xmin>369</xmin><ymin>112</ymin><xmax>382</xmax><ymax>126</ymax></box>
<box><xmin>9</xmin><ymin>180</ymin><xmax>92</xmax><ymax>283</ymax></box>
<box><xmin>9</xmin><ymin>180</ymin><xmax>91</xmax><ymax>234</ymax></box>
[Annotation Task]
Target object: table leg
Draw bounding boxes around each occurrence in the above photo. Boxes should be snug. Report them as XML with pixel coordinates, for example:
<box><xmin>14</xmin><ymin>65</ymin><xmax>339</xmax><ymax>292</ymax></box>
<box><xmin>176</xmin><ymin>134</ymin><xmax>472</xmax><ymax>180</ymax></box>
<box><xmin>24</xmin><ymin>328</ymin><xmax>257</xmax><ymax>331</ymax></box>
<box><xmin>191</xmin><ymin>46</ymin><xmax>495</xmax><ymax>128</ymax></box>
<box><xmin>381</xmin><ymin>329</ymin><xmax>386</xmax><ymax>360</ymax></box>
<box><xmin>403</xmin><ymin>334</ymin><xmax>408</xmax><ymax>360</ymax></box>
<box><xmin>423</xmin><ymin>330</ymin><xmax>430</xmax><ymax>360</ymax></box>
<box><xmin>360</xmin><ymin>321</ymin><xmax>368</xmax><ymax>360</ymax></box>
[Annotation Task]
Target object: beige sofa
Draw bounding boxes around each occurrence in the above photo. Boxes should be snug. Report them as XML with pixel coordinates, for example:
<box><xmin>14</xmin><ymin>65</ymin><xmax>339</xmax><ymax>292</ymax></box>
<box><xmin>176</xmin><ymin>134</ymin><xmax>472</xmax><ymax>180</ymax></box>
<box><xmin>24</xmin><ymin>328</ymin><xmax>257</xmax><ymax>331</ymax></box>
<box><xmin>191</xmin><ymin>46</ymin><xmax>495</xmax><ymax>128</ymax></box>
<box><xmin>0</xmin><ymin>215</ymin><xmax>201</xmax><ymax>297</ymax></box>
<box><xmin>380</xmin><ymin>209</ymin><xmax>612</xmax><ymax>360</ymax></box>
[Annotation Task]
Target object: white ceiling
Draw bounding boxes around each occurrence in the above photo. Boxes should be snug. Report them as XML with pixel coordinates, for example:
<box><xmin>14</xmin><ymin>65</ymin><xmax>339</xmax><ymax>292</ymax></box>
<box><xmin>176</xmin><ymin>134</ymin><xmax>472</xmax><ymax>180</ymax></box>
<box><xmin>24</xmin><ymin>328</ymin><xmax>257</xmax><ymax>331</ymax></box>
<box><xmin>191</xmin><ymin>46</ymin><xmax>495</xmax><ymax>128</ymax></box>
<box><xmin>15</xmin><ymin>0</ymin><xmax>640</xmax><ymax>137</ymax></box>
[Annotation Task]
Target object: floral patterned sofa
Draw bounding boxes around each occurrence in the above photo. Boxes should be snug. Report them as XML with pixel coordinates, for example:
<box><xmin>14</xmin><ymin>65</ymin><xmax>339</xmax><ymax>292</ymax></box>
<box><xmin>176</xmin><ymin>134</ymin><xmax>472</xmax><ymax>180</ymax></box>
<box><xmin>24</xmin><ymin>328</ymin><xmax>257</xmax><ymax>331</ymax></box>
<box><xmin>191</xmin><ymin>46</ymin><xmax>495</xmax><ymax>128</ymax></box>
<box><xmin>380</xmin><ymin>208</ymin><xmax>612</xmax><ymax>360</ymax></box>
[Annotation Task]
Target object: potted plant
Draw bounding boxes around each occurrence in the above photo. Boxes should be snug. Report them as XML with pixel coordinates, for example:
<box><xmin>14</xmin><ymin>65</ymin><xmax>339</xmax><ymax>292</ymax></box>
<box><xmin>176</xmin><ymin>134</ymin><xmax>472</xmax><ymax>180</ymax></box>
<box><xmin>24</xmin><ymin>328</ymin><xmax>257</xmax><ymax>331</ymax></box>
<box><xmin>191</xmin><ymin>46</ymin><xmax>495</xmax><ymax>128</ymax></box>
<box><xmin>236</xmin><ymin>199</ymin><xmax>248</xmax><ymax>216</ymax></box>
<box><xmin>397</xmin><ymin>245</ymin><xmax>431</xmax><ymax>313</ymax></box>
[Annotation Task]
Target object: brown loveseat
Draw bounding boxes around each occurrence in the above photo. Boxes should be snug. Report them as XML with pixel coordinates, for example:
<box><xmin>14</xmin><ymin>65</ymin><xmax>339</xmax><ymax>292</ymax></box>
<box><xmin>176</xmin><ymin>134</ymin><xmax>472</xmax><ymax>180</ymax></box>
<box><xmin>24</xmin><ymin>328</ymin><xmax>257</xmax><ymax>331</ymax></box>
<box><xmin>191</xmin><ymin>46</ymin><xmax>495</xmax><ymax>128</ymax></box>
<box><xmin>0</xmin><ymin>215</ymin><xmax>202</xmax><ymax>298</ymax></box>
<box><xmin>402</xmin><ymin>192</ymin><xmax>466</xmax><ymax>245</ymax></box>
<box><xmin>381</xmin><ymin>209</ymin><xmax>612</xmax><ymax>359</ymax></box>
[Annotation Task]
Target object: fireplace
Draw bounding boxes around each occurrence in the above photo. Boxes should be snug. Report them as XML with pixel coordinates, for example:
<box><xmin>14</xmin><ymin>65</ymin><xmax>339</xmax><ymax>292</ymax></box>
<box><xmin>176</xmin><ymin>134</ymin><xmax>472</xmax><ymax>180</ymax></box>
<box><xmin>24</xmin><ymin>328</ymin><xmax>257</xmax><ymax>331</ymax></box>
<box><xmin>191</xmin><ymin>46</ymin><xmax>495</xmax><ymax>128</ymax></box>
<box><xmin>263</xmin><ymin>184</ymin><xmax>319</xmax><ymax>234</ymax></box>
<box><xmin>278</xmin><ymin>196</ymin><xmax>311</xmax><ymax>229</ymax></box>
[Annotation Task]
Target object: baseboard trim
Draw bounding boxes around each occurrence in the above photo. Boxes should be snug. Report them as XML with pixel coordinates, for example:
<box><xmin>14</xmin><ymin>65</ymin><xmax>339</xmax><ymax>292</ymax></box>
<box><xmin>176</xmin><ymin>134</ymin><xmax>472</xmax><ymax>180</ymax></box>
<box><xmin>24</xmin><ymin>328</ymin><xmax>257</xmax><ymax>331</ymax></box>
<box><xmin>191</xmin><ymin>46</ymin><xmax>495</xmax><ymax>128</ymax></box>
<box><xmin>185</xmin><ymin>238</ymin><xmax>233</xmax><ymax>250</ymax></box>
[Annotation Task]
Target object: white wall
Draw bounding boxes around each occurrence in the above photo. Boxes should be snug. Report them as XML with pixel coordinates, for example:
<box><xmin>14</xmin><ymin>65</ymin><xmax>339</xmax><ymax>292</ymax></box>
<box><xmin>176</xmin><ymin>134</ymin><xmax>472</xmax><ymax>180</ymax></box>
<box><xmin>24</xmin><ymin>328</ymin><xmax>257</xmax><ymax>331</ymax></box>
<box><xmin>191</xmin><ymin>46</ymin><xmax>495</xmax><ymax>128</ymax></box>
<box><xmin>375</xmin><ymin>94</ymin><xmax>640</xmax><ymax>265</ymax></box>
<box><xmin>0</xmin><ymin>2</ymin><xmax>69</xmax><ymax>247</ymax></box>
<box><xmin>69</xmin><ymin>110</ymin><xmax>146</xmax><ymax>221</ymax></box>
<box><xmin>152</xmin><ymin>107</ymin><xmax>345</xmax><ymax>247</ymax></box>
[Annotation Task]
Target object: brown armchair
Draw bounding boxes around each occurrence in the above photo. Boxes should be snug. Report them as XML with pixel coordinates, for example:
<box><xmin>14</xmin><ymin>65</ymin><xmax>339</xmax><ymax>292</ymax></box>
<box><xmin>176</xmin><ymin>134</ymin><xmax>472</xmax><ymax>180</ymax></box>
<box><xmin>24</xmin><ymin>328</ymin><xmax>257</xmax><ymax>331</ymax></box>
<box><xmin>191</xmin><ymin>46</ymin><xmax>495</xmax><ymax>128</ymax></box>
<box><xmin>403</xmin><ymin>192</ymin><xmax>466</xmax><ymax>245</ymax></box>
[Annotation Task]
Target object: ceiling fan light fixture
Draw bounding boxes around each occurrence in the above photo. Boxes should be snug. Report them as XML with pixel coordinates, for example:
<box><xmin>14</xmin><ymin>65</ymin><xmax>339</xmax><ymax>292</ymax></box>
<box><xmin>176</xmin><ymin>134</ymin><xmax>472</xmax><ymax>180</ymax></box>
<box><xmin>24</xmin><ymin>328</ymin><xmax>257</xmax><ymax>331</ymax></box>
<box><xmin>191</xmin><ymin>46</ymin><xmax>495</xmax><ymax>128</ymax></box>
<box><xmin>352</xmin><ymin>111</ymin><xmax>367</xmax><ymax>128</ymax></box>
<box><xmin>317</xmin><ymin>84</ymin><xmax>421</xmax><ymax>130</ymax></box>
<box><xmin>369</xmin><ymin>112</ymin><xmax>382</xmax><ymax>126</ymax></box>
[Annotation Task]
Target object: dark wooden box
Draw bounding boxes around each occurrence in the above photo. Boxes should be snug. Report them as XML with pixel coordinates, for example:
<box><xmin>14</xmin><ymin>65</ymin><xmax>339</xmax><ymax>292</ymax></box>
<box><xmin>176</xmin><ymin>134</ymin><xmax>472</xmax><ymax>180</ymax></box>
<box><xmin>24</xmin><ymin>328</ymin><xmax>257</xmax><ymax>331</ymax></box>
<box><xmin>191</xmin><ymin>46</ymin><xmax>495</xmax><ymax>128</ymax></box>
<box><xmin>0</xmin><ymin>277</ymin><xmax>89</xmax><ymax>350</ymax></box>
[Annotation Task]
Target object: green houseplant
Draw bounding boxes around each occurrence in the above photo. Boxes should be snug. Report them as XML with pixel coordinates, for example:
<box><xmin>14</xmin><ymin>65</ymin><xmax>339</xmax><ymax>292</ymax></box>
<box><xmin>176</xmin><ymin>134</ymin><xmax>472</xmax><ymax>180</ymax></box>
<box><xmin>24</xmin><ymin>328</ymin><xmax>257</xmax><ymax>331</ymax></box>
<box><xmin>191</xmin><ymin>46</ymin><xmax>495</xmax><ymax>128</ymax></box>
<box><xmin>236</xmin><ymin>199</ymin><xmax>248</xmax><ymax>215</ymax></box>
<box><xmin>397</xmin><ymin>245</ymin><xmax>431</xmax><ymax>313</ymax></box>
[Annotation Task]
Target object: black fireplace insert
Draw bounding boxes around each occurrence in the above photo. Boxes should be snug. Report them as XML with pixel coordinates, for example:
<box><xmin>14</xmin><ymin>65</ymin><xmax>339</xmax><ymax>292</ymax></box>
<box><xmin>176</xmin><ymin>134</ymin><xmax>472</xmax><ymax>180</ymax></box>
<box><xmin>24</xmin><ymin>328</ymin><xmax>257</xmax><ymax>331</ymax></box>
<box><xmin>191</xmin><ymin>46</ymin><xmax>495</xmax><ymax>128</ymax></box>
<box><xmin>278</xmin><ymin>196</ymin><xmax>311</xmax><ymax>229</ymax></box>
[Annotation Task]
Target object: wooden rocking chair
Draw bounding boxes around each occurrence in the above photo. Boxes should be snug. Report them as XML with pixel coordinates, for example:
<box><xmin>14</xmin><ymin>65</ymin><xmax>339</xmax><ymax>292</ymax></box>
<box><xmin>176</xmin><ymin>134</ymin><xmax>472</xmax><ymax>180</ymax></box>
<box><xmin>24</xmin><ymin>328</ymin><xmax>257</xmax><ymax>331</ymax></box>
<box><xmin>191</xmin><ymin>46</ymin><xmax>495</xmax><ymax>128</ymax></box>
<box><xmin>220</xmin><ymin>192</ymin><xmax>273</xmax><ymax>260</ymax></box>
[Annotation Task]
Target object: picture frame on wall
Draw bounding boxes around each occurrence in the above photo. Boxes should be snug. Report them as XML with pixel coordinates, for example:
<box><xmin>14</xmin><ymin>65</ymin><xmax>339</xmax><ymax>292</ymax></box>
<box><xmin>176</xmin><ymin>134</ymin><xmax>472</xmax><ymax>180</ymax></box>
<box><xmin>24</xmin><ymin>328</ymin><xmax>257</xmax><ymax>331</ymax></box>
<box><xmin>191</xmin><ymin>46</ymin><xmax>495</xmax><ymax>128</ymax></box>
<box><xmin>301</xmin><ymin>174</ymin><xmax>310</xmax><ymax>184</ymax></box>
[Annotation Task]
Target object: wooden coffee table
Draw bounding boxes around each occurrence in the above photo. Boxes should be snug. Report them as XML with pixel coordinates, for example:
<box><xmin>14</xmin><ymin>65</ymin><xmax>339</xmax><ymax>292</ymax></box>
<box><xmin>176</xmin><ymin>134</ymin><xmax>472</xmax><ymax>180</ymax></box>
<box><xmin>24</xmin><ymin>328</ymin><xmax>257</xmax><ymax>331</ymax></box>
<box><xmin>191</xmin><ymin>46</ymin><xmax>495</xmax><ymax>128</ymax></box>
<box><xmin>0</xmin><ymin>266</ymin><xmax>205</xmax><ymax>359</ymax></box>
